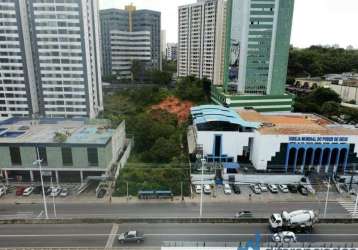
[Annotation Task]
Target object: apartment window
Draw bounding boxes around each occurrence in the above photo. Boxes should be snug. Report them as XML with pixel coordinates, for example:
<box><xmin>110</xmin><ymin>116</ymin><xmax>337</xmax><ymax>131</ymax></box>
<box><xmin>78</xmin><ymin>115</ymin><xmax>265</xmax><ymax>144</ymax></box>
<box><xmin>87</xmin><ymin>148</ymin><xmax>98</xmax><ymax>166</ymax></box>
<box><xmin>10</xmin><ymin>147</ymin><xmax>21</xmax><ymax>165</ymax></box>
<box><xmin>61</xmin><ymin>147</ymin><xmax>73</xmax><ymax>166</ymax></box>
<box><xmin>38</xmin><ymin>147</ymin><xmax>48</xmax><ymax>166</ymax></box>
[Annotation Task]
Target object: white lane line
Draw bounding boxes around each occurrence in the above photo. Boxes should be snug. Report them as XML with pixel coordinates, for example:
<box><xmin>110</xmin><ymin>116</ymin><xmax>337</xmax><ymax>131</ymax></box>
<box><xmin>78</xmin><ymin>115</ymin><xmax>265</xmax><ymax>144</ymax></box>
<box><xmin>36</xmin><ymin>211</ymin><xmax>44</xmax><ymax>219</ymax></box>
<box><xmin>105</xmin><ymin>223</ymin><xmax>119</xmax><ymax>249</ymax></box>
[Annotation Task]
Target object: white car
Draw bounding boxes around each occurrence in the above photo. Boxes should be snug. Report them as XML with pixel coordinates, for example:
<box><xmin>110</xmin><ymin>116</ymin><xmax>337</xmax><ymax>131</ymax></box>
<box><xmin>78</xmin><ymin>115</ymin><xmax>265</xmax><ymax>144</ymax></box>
<box><xmin>203</xmin><ymin>184</ymin><xmax>211</xmax><ymax>194</ymax></box>
<box><xmin>258</xmin><ymin>183</ymin><xmax>268</xmax><ymax>192</ymax></box>
<box><xmin>22</xmin><ymin>186</ymin><xmax>34</xmax><ymax>196</ymax></box>
<box><xmin>278</xmin><ymin>184</ymin><xmax>289</xmax><ymax>193</ymax></box>
<box><xmin>272</xmin><ymin>231</ymin><xmax>297</xmax><ymax>243</ymax></box>
<box><xmin>50</xmin><ymin>187</ymin><xmax>62</xmax><ymax>197</ymax></box>
<box><xmin>224</xmin><ymin>184</ymin><xmax>232</xmax><ymax>194</ymax></box>
<box><xmin>0</xmin><ymin>187</ymin><xmax>6</xmax><ymax>197</ymax></box>
<box><xmin>60</xmin><ymin>188</ymin><xmax>69</xmax><ymax>197</ymax></box>
<box><xmin>268</xmin><ymin>184</ymin><xmax>279</xmax><ymax>193</ymax></box>
<box><xmin>195</xmin><ymin>185</ymin><xmax>202</xmax><ymax>194</ymax></box>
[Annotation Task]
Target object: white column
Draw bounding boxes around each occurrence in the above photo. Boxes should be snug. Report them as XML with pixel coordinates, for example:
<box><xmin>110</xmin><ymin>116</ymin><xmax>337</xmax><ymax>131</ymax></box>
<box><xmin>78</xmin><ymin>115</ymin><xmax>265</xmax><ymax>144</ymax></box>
<box><xmin>4</xmin><ymin>170</ymin><xmax>8</xmax><ymax>185</ymax></box>
<box><xmin>80</xmin><ymin>170</ymin><xmax>84</xmax><ymax>184</ymax></box>
<box><xmin>30</xmin><ymin>171</ymin><xmax>34</xmax><ymax>182</ymax></box>
<box><xmin>55</xmin><ymin>171</ymin><xmax>59</xmax><ymax>185</ymax></box>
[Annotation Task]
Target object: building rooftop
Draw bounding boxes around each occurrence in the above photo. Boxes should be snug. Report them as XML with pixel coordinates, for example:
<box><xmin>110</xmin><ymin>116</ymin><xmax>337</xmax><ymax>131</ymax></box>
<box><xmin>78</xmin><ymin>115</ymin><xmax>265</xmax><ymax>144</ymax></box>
<box><xmin>238</xmin><ymin>110</ymin><xmax>358</xmax><ymax>136</ymax></box>
<box><xmin>0</xmin><ymin>118</ymin><xmax>114</xmax><ymax>145</ymax></box>
<box><xmin>191</xmin><ymin>105</ymin><xmax>261</xmax><ymax>129</ymax></box>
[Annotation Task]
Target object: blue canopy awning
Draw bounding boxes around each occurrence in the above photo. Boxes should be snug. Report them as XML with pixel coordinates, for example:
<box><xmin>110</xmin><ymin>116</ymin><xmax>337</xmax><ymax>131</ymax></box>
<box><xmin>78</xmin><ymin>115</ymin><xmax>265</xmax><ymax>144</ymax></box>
<box><xmin>223</xmin><ymin>162</ymin><xmax>240</xmax><ymax>169</ymax></box>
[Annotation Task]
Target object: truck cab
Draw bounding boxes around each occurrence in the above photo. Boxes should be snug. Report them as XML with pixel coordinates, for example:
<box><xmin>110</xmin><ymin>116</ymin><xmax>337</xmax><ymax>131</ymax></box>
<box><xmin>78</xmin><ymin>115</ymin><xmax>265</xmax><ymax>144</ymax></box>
<box><xmin>269</xmin><ymin>213</ymin><xmax>283</xmax><ymax>231</ymax></box>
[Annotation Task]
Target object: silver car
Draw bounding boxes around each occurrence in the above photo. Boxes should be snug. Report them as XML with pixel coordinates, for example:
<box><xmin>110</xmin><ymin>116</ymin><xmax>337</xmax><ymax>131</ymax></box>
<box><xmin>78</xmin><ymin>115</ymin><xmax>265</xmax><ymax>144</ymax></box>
<box><xmin>272</xmin><ymin>231</ymin><xmax>297</xmax><ymax>243</ymax></box>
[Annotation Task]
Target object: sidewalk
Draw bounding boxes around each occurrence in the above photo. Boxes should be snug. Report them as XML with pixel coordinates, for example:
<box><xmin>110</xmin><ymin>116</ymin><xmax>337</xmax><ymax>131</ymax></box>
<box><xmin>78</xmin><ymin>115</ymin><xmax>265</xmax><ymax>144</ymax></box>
<box><xmin>0</xmin><ymin>191</ymin><xmax>353</xmax><ymax>205</ymax></box>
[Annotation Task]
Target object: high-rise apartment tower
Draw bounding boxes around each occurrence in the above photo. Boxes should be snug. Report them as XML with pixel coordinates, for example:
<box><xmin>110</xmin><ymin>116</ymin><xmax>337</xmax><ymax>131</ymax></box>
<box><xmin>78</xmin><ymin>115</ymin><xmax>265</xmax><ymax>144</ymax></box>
<box><xmin>0</xmin><ymin>0</ymin><xmax>103</xmax><ymax>118</ymax></box>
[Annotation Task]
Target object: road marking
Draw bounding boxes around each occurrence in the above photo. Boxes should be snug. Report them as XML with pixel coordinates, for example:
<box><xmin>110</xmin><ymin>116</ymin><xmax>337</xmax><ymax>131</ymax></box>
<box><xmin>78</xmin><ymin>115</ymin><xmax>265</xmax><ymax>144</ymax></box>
<box><xmin>0</xmin><ymin>233</ymin><xmax>357</xmax><ymax>238</ymax></box>
<box><xmin>36</xmin><ymin>211</ymin><xmax>44</xmax><ymax>219</ymax></box>
<box><xmin>338</xmin><ymin>201</ymin><xmax>358</xmax><ymax>218</ymax></box>
<box><xmin>105</xmin><ymin>223</ymin><xmax>119</xmax><ymax>249</ymax></box>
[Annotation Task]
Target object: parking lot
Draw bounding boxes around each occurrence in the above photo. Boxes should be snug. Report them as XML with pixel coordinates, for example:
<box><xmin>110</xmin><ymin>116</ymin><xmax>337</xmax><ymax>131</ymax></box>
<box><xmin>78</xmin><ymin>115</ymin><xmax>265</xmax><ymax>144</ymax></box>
<box><xmin>191</xmin><ymin>182</ymin><xmax>358</xmax><ymax>202</ymax></box>
<box><xmin>0</xmin><ymin>182</ymin><xmax>93</xmax><ymax>202</ymax></box>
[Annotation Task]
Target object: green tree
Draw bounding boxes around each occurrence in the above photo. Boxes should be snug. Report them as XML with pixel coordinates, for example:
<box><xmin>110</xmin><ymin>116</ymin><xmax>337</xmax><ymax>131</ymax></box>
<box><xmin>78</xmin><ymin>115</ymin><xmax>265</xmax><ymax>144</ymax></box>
<box><xmin>130</xmin><ymin>60</ymin><xmax>146</xmax><ymax>82</ymax></box>
<box><xmin>320</xmin><ymin>101</ymin><xmax>340</xmax><ymax>116</ymax></box>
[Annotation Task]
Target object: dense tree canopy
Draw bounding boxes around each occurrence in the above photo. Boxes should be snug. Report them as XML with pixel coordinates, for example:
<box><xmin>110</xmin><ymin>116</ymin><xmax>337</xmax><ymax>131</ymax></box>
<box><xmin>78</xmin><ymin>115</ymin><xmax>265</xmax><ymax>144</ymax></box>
<box><xmin>288</xmin><ymin>46</ymin><xmax>358</xmax><ymax>78</ymax></box>
<box><xmin>175</xmin><ymin>76</ymin><xmax>211</xmax><ymax>103</ymax></box>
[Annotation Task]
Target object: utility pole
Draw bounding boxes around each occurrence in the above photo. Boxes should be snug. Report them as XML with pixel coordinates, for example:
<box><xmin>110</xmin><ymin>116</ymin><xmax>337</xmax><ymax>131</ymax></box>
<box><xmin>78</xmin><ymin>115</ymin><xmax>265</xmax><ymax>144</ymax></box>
<box><xmin>354</xmin><ymin>193</ymin><xmax>358</xmax><ymax>219</ymax></box>
<box><xmin>181</xmin><ymin>181</ymin><xmax>184</xmax><ymax>201</ymax></box>
<box><xmin>126</xmin><ymin>182</ymin><xmax>129</xmax><ymax>201</ymax></box>
<box><xmin>34</xmin><ymin>148</ymin><xmax>48</xmax><ymax>219</ymax></box>
<box><xmin>349</xmin><ymin>164</ymin><xmax>356</xmax><ymax>191</ymax></box>
<box><xmin>50</xmin><ymin>176</ymin><xmax>57</xmax><ymax>218</ymax></box>
<box><xmin>199</xmin><ymin>157</ymin><xmax>206</xmax><ymax>218</ymax></box>
<box><xmin>324</xmin><ymin>177</ymin><xmax>330</xmax><ymax>218</ymax></box>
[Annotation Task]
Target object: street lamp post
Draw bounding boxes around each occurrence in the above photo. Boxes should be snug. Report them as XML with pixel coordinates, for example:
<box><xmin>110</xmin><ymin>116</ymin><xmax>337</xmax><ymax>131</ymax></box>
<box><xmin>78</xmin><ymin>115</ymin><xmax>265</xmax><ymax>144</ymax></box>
<box><xmin>50</xmin><ymin>176</ymin><xmax>57</xmax><ymax>218</ymax></box>
<box><xmin>33</xmin><ymin>148</ymin><xmax>48</xmax><ymax>219</ymax></box>
<box><xmin>323</xmin><ymin>177</ymin><xmax>330</xmax><ymax>218</ymax></box>
<box><xmin>199</xmin><ymin>157</ymin><xmax>206</xmax><ymax>218</ymax></box>
<box><xmin>353</xmin><ymin>193</ymin><xmax>358</xmax><ymax>219</ymax></box>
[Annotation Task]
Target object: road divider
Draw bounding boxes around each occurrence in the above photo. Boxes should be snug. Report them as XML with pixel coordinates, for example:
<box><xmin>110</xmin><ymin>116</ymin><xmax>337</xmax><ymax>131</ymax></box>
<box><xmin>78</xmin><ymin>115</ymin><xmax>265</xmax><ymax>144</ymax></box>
<box><xmin>0</xmin><ymin>217</ymin><xmax>358</xmax><ymax>224</ymax></box>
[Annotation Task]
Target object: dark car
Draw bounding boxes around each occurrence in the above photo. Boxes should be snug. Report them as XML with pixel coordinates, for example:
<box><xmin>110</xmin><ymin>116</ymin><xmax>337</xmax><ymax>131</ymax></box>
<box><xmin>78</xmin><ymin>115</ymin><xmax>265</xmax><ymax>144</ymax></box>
<box><xmin>298</xmin><ymin>185</ymin><xmax>308</xmax><ymax>196</ymax></box>
<box><xmin>287</xmin><ymin>184</ymin><xmax>298</xmax><ymax>193</ymax></box>
<box><xmin>231</xmin><ymin>184</ymin><xmax>241</xmax><ymax>194</ymax></box>
<box><xmin>118</xmin><ymin>231</ymin><xmax>144</xmax><ymax>244</ymax></box>
<box><xmin>15</xmin><ymin>186</ymin><xmax>26</xmax><ymax>196</ymax></box>
<box><xmin>33</xmin><ymin>186</ymin><xmax>43</xmax><ymax>194</ymax></box>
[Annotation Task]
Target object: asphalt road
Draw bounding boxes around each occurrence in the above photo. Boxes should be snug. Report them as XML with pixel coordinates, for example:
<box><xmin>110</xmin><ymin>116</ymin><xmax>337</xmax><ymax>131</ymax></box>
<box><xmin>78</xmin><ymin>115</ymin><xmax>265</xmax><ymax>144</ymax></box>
<box><xmin>0</xmin><ymin>200</ymin><xmax>347</xmax><ymax>219</ymax></box>
<box><xmin>0</xmin><ymin>223</ymin><xmax>357</xmax><ymax>248</ymax></box>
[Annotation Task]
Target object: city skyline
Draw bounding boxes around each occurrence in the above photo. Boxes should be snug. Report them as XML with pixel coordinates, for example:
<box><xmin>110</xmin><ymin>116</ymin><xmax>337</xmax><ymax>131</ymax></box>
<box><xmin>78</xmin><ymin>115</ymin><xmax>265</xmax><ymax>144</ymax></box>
<box><xmin>99</xmin><ymin>0</ymin><xmax>358</xmax><ymax>48</ymax></box>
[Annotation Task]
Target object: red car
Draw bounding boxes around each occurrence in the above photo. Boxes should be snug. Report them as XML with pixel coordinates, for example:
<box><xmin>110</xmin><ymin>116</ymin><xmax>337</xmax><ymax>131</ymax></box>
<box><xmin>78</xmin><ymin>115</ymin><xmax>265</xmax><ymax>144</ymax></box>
<box><xmin>16</xmin><ymin>186</ymin><xmax>26</xmax><ymax>196</ymax></box>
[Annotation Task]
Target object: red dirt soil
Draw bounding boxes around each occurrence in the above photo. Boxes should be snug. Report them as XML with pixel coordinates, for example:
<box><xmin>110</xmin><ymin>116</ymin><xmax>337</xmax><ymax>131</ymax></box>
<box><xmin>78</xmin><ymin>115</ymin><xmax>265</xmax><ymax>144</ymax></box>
<box><xmin>151</xmin><ymin>96</ymin><xmax>193</xmax><ymax>123</ymax></box>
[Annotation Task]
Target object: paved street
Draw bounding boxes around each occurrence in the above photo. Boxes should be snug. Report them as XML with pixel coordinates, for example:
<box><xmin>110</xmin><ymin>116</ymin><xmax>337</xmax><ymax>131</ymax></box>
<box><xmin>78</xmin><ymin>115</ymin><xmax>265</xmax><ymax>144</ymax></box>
<box><xmin>0</xmin><ymin>200</ymin><xmax>348</xmax><ymax>219</ymax></box>
<box><xmin>0</xmin><ymin>223</ymin><xmax>357</xmax><ymax>248</ymax></box>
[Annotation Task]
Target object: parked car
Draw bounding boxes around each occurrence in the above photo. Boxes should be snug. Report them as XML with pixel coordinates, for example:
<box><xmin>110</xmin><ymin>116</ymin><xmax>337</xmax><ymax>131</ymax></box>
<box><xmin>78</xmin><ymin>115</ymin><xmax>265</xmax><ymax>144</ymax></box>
<box><xmin>250</xmin><ymin>184</ymin><xmax>261</xmax><ymax>194</ymax></box>
<box><xmin>287</xmin><ymin>184</ymin><xmax>298</xmax><ymax>193</ymax></box>
<box><xmin>298</xmin><ymin>185</ymin><xmax>308</xmax><ymax>196</ymax></box>
<box><xmin>231</xmin><ymin>184</ymin><xmax>241</xmax><ymax>194</ymax></box>
<box><xmin>278</xmin><ymin>184</ymin><xmax>289</xmax><ymax>193</ymax></box>
<box><xmin>16</xmin><ymin>186</ymin><xmax>26</xmax><ymax>196</ymax></box>
<box><xmin>118</xmin><ymin>231</ymin><xmax>144</xmax><ymax>244</ymax></box>
<box><xmin>203</xmin><ymin>184</ymin><xmax>211</xmax><ymax>194</ymax></box>
<box><xmin>258</xmin><ymin>183</ymin><xmax>268</xmax><ymax>192</ymax></box>
<box><xmin>0</xmin><ymin>187</ymin><xmax>6</xmax><ymax>197</ymax></box>
<box><xmin>268</xmin><ymin>184</ymin><xmax>279</xmax><ymax>193</ymax></box>
<box><xmin>341</xmin><ymin>183</ymin><xmax>350</xmax><ymax>192</ymax></box>
<box><xmin>60</xmin><ymin>188</ymin><xmax>69</xmax><ymax>197</ymax></box>
<box><xmin>45</xmin><ymin>186</ymin><xmax>53</xmax><ymax>196</ymax></box>
<box><xmin>22</xmin><ymin>186</ymin><xmax>34</xmax><ymax>196</ymax></box>
<box><xmin>50</xmin><ymin>187</ymin><xmax>62</xmax><ymax>197</ymax></box>
<box><xmin>272</xmin><ymin>231</ymin><xmax>297</xmax><ymax>243</ymax></box>
<box><xmin>224</xmin><ymin>184</ymin><xmax>232</xmax><ymax>194</ymax></box>
<box><xmin>235</xmin><ymin>210</ymin><xmax>253</xmax><ymax>218</ymax></box>
<box><xmin>195</xmin><ymin>185</ymin><xmax>202</xmax><ymax>194</ymax></box>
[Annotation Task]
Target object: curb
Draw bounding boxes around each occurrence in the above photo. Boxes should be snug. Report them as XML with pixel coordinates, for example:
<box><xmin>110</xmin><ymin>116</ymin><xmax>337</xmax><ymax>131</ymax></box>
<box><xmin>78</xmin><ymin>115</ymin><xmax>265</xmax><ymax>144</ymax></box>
<box><xmin>0</xmin><ymin>217</ymin><xmax>358</xmax><ymax>224</ymax></box>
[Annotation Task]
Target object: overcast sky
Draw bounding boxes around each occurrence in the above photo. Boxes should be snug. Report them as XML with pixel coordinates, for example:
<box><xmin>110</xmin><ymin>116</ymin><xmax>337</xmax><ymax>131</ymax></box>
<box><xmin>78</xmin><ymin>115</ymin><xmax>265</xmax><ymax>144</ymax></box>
<box><xmin>99</xmin><ymin>0</ymin><xmax>358</xmax><ymax>49</ymax></box>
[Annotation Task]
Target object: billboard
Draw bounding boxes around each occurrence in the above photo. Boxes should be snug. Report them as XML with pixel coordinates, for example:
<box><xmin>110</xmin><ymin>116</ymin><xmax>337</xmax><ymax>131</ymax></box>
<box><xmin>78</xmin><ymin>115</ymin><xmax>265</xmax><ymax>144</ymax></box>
<box><xmin>226</xmin><ymin>0</ymin><xmax>242</xmax><ymax>90</ymax></box>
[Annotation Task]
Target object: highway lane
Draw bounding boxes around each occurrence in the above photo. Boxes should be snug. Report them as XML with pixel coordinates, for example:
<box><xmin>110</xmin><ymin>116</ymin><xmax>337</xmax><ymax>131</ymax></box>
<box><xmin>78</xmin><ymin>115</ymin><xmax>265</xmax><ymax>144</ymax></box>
<box><xmin>0</xmin><ymin>223</ymin><xmax>358</xmax><ymax>248</ymax></box>
<box><xmin>0</xmin><ymin>200</ymin><xmax>347</xmax><ymax>219</ymax></box>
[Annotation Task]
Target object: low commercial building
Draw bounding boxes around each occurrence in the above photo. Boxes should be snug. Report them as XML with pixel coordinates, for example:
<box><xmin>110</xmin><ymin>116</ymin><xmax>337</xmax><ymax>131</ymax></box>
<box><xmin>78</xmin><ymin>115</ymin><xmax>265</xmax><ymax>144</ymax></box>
<box><xmin>188</xmin><ymin>105</ymin><xmax>358</xmax><ymax>175</ymax></box>
<box><xmin>0</xmin><ymin>118</ymin><xmax>127</xmax><ymax>183</ymax></box>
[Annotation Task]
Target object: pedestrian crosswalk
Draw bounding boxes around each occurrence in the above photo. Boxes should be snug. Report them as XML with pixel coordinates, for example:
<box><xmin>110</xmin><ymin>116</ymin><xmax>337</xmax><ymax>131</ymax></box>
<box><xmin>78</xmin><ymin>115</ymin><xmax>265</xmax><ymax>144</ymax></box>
<box><xmin>339</xmin><ymin>200</ymin><xmax>358</xmax><ymax>218</ymax></box>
